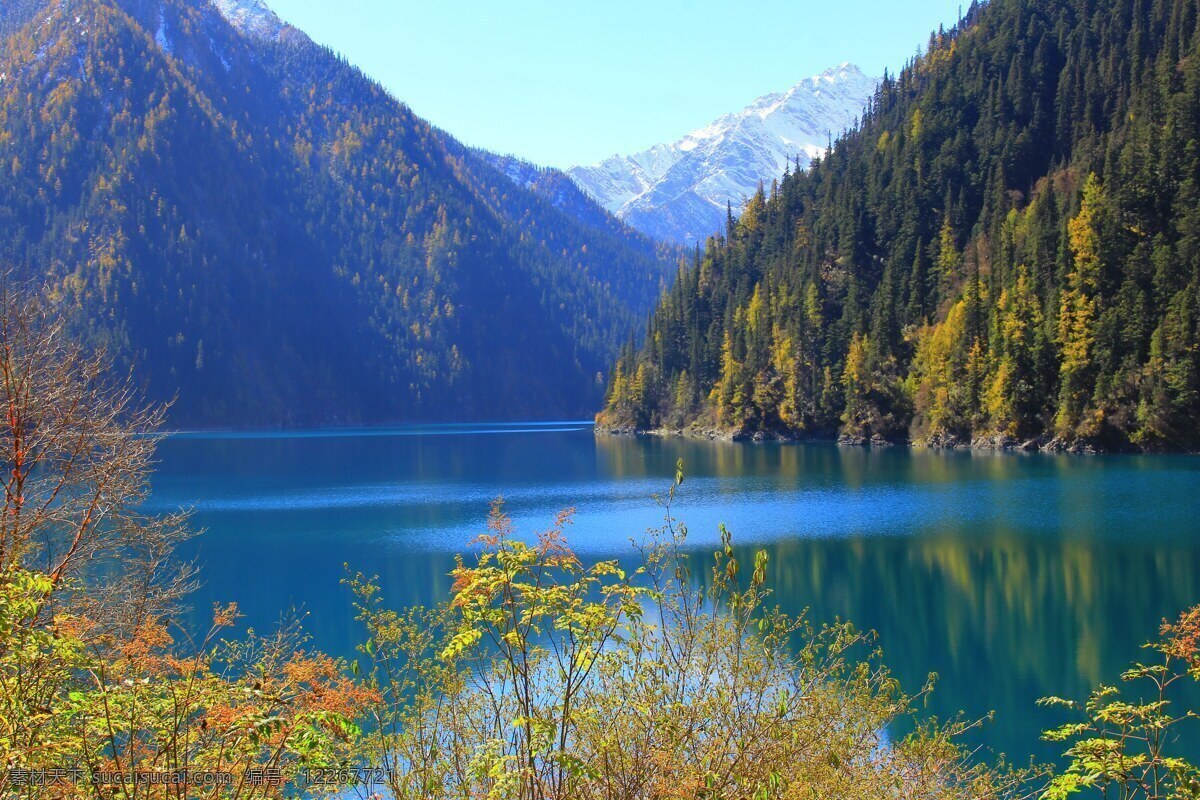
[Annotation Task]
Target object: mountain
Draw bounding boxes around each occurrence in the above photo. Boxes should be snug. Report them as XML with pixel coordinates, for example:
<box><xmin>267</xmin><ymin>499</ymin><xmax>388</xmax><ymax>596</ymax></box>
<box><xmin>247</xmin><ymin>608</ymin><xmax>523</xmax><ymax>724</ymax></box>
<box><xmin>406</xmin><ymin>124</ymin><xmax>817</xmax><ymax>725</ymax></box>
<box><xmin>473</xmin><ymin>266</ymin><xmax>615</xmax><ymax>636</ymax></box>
<box><xmin>475</xmin><ymin>151</ymin><xmax>654</xmax><ymax>242</ymax></box>
<box><xmin>211</xmin><ymin>0</ymin><xmax>288</xmax><ymax>40</ymax></box>
<box><xmin>0</xmin><ymin>0</ymin><xmax>673</xmax><ymax>427</ymax></box>
<box><xmin>568</xmin><ymin>64</ymin><xmax>880</xmax><ymax>244</ymax></box>
<box><xmin>599</xmin><ymin>0</ymin><xmax>1200</xmax><ymax>452</ymax></box>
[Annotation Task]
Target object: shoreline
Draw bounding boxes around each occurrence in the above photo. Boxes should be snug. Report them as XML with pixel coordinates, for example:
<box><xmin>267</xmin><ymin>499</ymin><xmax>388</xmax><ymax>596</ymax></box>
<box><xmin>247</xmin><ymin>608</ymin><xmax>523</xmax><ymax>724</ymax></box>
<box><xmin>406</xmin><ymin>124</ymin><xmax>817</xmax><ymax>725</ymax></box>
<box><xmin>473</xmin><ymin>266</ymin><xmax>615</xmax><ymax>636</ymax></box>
<box><xmin>160</xmin><ymin>419</ymin><xmax>598</xmax><ymax>436</ymax></box>
<box><xmin>593</xmin><ymin>422</ymin><xmax>1190</xmax><ymax>455</ymax></box>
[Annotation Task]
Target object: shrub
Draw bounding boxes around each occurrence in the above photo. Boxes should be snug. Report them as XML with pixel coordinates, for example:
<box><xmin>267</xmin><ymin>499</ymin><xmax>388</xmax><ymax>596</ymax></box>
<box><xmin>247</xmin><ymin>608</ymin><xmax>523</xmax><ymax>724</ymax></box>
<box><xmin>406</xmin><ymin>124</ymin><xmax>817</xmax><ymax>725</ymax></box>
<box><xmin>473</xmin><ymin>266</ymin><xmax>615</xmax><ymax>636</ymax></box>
<box><xmin>348</xmin><ymin>464</ymin><xmax>1030</xmax><ymax>800</ymax></box>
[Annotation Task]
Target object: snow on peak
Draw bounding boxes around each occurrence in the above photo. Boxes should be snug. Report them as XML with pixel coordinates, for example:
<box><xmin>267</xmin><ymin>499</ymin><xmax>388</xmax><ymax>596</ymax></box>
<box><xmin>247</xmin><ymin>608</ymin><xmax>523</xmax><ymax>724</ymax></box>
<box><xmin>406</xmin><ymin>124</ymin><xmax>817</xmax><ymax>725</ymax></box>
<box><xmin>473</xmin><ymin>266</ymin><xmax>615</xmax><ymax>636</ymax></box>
<box><xmin>822</xmin><ymin>62</ymin><xmax>861</xmax><ymax>79</ymax></box>
<box><xmin>211</xmin><ymin>0</ymin><xmax>286</xmax><ymax>40</ymax></box>
<box><xmin>568</xmin><ymin>64</ymin><xmax>880</xmax><ymax>244</ymax></box>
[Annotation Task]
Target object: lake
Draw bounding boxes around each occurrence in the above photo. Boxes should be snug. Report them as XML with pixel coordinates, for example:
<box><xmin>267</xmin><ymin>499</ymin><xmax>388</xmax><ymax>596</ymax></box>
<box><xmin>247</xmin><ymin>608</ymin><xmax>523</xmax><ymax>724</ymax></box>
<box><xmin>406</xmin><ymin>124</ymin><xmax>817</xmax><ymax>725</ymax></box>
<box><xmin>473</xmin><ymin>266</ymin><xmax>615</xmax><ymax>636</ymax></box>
<box><xmin>148</xmin><ymin>422</ymin><xmax>1200</xmax><ymax>763</ymax></box>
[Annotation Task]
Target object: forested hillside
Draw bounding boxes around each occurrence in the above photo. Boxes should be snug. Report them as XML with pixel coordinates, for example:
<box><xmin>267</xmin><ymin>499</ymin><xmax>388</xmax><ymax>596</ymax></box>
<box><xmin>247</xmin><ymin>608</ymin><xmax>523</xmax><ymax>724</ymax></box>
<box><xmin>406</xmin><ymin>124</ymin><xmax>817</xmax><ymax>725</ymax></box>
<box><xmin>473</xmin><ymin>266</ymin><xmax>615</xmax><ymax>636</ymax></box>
<box><xmin>0</xmin><ymin>0</ymin><xmax>673</xmax><ymax>426</ymax></box>
<box><xmin>600</xmin><ymin>0</ymin><xmax>1200</xmax><ymax>451</ymax></box>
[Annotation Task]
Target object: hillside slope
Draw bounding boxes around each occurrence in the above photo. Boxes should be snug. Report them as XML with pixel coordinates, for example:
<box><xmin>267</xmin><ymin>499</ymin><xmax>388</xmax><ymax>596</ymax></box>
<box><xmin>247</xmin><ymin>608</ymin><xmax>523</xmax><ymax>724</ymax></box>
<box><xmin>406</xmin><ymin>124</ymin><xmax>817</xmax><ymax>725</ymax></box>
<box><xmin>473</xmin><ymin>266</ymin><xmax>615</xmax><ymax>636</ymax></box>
<box><xmin>0</xmin><ymin>0</ymin><xmax>673</xmax><ymax>426</ymax></box>
<box><xmin>600</xmin><ymin>0</ymin><xmax>1200</xmax><ymax>452</ymax></box>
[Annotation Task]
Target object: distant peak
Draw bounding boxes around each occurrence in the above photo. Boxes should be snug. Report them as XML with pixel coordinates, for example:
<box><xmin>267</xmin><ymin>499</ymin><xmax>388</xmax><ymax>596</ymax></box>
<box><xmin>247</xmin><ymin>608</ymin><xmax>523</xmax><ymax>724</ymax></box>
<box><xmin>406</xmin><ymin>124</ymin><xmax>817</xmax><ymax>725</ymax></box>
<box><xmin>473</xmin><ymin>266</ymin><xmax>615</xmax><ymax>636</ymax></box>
<box><xmin>816</xmin><ymin>62</ymin><xmax>865</xmax><ymax>80</ymax></box>
<box><xmin>568</xmin><ymin>60</ymin><xmax>879</xmax><ymax>243</ymax></box>
<box><xmin>211</xmin><ymin>0</ymin><xmax>287</xmax><ymax>40</ymax></box>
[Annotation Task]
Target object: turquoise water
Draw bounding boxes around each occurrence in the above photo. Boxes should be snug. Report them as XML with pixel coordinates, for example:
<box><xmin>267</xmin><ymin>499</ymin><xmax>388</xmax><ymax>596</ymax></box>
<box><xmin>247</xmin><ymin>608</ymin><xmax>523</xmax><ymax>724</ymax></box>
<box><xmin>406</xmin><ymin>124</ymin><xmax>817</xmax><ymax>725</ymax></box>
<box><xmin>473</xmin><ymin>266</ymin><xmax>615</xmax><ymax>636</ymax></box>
<box><xmin>149</xmin><ymin>422</ymin><xmax>1200</xmax><ymax>763</ymax></box>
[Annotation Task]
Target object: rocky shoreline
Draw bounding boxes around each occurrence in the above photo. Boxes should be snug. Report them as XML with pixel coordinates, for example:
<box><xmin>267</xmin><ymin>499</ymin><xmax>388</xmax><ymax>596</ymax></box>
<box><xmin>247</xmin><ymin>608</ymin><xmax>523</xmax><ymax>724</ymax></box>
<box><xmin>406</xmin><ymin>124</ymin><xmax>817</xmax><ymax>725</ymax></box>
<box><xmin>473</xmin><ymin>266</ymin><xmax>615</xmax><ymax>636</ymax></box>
<box><xmin>594</xmin><ymin>422</ymin><xmax>1148</xmax><ymax>455</ymax></box>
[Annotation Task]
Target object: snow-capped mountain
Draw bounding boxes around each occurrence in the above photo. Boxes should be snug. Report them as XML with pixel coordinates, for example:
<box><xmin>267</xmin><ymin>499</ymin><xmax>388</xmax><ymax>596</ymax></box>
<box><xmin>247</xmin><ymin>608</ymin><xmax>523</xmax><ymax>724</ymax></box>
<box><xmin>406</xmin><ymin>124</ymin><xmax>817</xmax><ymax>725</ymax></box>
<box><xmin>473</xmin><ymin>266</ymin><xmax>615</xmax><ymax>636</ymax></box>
<box><xmin>211</xmin><ymin>0</ymin><xmax>289</xmax><ymax>40</ymax></box>
<box><xmin>568</xmin><ymin>64</ymin><xmax>880</xmax><ymax>244</ymax></box>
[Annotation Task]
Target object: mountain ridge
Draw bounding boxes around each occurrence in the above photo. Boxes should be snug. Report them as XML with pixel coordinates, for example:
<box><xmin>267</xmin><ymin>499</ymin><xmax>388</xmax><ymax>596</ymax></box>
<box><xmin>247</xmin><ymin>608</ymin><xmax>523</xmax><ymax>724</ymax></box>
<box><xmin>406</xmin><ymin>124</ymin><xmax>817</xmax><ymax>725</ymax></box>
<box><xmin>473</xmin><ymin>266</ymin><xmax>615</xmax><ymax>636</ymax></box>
<box><xmin>211</xmin><ymin>0</ymin><xmax>288</xmax><ymax>40</ymax></box>
<box><xmin>569</xmin><ymin>64</ymin><xmax>880</xmax><ymax>244</ymax></box>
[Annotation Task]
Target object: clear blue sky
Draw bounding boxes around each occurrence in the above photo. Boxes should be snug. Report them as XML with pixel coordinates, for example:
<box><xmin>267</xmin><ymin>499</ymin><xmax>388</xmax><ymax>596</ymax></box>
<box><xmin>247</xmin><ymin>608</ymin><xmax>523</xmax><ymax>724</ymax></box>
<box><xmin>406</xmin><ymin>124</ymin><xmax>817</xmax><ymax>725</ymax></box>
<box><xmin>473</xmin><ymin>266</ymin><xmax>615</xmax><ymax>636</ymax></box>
<box><xmin>268</xmin><ymin>0</ymin><xmax>967</xmax><ymax>169</ymax></box>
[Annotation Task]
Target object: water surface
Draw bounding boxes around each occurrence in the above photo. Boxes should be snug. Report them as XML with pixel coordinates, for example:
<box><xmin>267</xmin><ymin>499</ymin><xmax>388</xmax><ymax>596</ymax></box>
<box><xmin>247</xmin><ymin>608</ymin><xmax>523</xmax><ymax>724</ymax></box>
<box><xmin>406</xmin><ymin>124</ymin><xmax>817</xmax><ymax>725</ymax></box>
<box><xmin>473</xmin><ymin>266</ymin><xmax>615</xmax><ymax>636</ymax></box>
<box><xmin>150</xmin><ymin>422</ymin><xmax>1200</xmax><ymax>762</ymax></box>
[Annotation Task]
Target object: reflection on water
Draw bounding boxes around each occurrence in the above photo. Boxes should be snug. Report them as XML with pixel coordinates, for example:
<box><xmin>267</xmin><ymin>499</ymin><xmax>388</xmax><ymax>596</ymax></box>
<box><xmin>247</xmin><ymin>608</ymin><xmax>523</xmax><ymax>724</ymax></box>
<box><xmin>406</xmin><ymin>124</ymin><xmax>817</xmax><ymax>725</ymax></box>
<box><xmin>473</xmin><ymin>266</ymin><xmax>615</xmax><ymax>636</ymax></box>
<box><xmin>151</xmin><ymin>424</ymin><xmax>1200</xmax><ymax>763</ymax></box>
